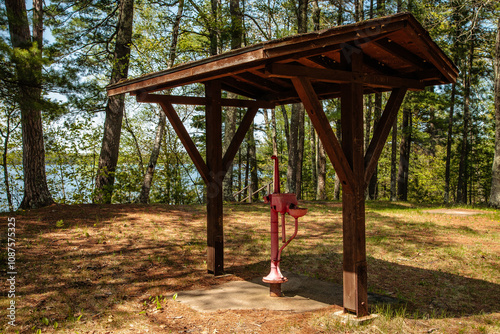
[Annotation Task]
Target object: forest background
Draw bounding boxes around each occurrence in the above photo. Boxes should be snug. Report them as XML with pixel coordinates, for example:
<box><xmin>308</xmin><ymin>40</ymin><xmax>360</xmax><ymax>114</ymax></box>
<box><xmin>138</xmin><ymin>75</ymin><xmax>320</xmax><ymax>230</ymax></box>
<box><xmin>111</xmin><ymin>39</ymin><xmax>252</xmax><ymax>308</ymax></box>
<box><xmin>1</xmin><ymin>0</ymin><xmax>500</xmax><ymax>212</ymax></box>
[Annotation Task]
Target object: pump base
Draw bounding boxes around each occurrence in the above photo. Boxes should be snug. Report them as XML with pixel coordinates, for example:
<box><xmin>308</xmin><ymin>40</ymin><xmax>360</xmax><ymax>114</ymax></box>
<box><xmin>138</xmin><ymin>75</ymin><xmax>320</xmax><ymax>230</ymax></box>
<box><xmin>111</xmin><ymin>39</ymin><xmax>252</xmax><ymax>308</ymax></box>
<box><xmin>262</xmin><ymin>276</ymin><xmax>288</xmax><ymax>284</ymax></box>
<box><xmin>269</xmin><ymin>283</ymin><xmax>283</xmax><ymax>297</ymax></box>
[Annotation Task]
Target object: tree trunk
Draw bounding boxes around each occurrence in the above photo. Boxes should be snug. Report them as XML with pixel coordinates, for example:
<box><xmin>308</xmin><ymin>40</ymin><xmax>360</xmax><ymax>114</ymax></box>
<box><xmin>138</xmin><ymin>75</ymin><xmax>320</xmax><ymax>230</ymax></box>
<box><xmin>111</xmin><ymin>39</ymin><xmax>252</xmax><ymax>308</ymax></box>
<box><xmin>444</xmin><ymin>83</ymin><xmax>456</xmax><ymax>203</ymax></box>
<box><xmin>271</xmin><ymin>108</ymin><xmax>278</xmax><ymax>156</ymax></box>
<box><xmin>6</xmin><ymin>0</ymin><xmax>54</xmax><ymax>209</ymax></box>
<box><xmin>223</xmin><ymin>98</ymin><xmax>237</xmax><ymax>201</ymax></box>
<box><xmin>94</xmin><ymin>0</ymin><xmax>134</xmax><ymax>203</ymax></box>
<box><xmin>123</xmin><ymin>110</ymin><xmax>143</xmax><ymax>172</ymax></box>
<box><xmin>1</xmin><ymin>111</ymin><xmax>18</xmax><ymax>212</ymax></box>
<box><xmin>333</xmin><ymin>120</ymin><xmax>341</xmax><ymax>200</ymax></box>
<box><xmin>209</xmin><ymin>0</ymin><xmax>219</xmax><ymax>55</ymax></box>
<box><xmin>222</xmin><ymin>0</ymin><xmax>242</xmax><ymax>201</ymax></box>
<box><xmin>397</xmin><ymin>107</ymin><xmax>411</xmax><ymax>201</ymax></box>
<box><xmin>310</xmin><ymin>120</ymin><xmax>317</xmax><ymax>194</ymax></box>
<box><xmin>281</xmin><ymin>105</ymin><xmax>290</xmax><ymax>151</ymax></box>
<box><xmin>355</xmin><ymin>0</ymin><xmax>364</xmax><ymax>21</ymax></box>
<box><xmin>137</xmin><ymin>108</ymin><xmax>166</xmax><ymax>203</ymax></box>
<box><xmin>368</xmin><ymin>93</ymin><xmax>382</xmax><ymax>199</ymax></box>
<box><xmin>490</xmin><ymin>17</ymin><xmax>500</xmax><ymax>208</ymax></box>
<box><xmin>390</xmin><ymin>118</ymin><xmax>398</xmax><ymax>201</ymax></box>
<box><xmin>312</xmin><ymin>0</ymin><xmax>320</xmax><ymax>31</ymax></box>
<box><xmin>296</xmin><ymin>105</ymin><xmax>305</xmax><ymax>199</ymax></box>
<box><xmin>287</xmin><ymin>0</ymin><xmax>308</xmax><ymax>196</ymax></box>
<box><xmin>337</xmin><ymin>0</ymin><xmax>344</xmax><ymax>25</ymax></box>
<box><xmin>137</xmin><ymin>0</ymin><xmax>183</xmax><ymax>204</ymax></box>
<box><xmin>457</xmin><ymin>39</ymin><xmax>474</xmax><ymax>204</ymax></box>
<box><xmin>317</xmin><ymin>138</ymin><xmax>326</xmax><ymax>200</ymax></box>
<box><xmin>287</xmin><ymin>104</ymin><xmax>300</xmax><ymax>193</ymax></box>
<box><xmin>245</xmin><ymin>122</ymin><xmax>258</xmax><ymax>201</ymax></box>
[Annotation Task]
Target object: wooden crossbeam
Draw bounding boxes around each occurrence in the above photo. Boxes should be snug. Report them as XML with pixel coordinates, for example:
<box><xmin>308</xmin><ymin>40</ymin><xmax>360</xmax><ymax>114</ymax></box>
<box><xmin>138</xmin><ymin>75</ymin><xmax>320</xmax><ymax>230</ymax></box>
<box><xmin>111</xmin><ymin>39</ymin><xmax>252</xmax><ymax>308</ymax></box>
<box><xmin>266</xmin><ymin>63</ymin><xmax>424</xmax><ymax>90</ymax></box>
<box><xmin>374</xmin><ymin>38</ymin><xmax>428</xmax><ymax>70</ymax></box>
<box><xmin>222</xmin><ymin>106</ymin><xmax>259</xmax><ymax>176</ymax></box>
<box><xmin>136</xmin><ymin>92</ymin><xmax>274</xmax><ymax>109</ymax></box>
<box><xmin>155</xmin><ymin>101</ymin><xmax>211</xmax><ymax>185</ymax></box>
<box><xmin>364</xmin><ymin>87</ymin><xmax>407</xmax><ymax>187</ymax></box>
<box><xmin>291</xmin><ymin>76</ymin><xmax>355</xmax><ymax>194</ymax></box>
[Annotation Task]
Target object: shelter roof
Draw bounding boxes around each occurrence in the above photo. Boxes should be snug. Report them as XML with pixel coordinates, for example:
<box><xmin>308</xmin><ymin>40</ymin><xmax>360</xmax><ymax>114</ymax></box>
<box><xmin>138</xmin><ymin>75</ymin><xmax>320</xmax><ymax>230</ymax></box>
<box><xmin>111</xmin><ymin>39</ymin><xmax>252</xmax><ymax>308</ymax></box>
<box><xmin>107</xmin><ymin>12</ymin><xmax>458</xmax><ymax>105</ymax></box>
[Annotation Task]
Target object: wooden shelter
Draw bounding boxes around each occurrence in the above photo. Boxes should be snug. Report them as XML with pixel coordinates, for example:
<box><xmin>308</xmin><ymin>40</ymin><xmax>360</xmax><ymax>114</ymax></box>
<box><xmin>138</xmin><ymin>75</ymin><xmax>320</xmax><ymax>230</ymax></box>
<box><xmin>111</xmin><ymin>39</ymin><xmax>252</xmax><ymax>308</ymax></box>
<box><xmin>107</xmin><ymin>13</ymin><xmax>458</xmax><ymax>317</ymax></box>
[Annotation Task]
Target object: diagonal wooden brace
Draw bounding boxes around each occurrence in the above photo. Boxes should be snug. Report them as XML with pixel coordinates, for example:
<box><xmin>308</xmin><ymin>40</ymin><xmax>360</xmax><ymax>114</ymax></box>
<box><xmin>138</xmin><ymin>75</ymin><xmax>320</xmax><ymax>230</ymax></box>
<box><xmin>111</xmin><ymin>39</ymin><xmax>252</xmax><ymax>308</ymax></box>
<box><xmin>136</xmin><ymin>93</ymin><xmax>212</xmax><ymax>186</ymax></box>
<box><xmin>364</xmin><ymin>87</ymin><xmax>407</xmax><ymax>187</ymax></box>
<box><xmin>291</xmin><ymin>76</ymin><xmax>355</xmax><ymax>194</ymax></box>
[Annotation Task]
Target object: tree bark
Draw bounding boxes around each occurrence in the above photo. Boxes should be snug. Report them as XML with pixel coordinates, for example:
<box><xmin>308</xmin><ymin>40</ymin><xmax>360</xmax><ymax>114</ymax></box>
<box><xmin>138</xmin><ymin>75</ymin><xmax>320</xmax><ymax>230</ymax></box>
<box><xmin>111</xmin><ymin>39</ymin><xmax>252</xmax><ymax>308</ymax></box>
<box><xmin>390</xmin><ymin>118</ymin><xmax>398</xmax><ymax>201</ymax></box>
<box><xmin>337</xmin><ymin>0</ymin><xmax>344</xmax><ymax>25</ymax></box>
<box><xmin>222</xmin><ymin>0</ymin><xmax>242</xmax><ymax>201</ymax></box>
<box><xmin>1</xmin><ymin>109</ymin><xmax>19</xmax><ymax>212</ymax></box>
<box><xmin>286</xmin><ymin>0</ymin><xmax>308</xmax><ymax>196</ymax></box>
<box><xmin>209</xmin><ymin>0</ymin><xmax>219</xmax><ymax>55</ymax></box>
<box><xmin>296</xmin><ymin>105</ymin><xmax>305</xmax><ymax>199</ymax></box>
<box><xmin>310</xmin><ymin>120</ymin><xmax>317</xmax><ymax>194</ymax></box>
<box><xmin>368</xmin><ymin>93</ymin><xmax>382</xmax><ymax>199</ymax></box>
<box><xmin>490</xmin><ymin>17</ymin><xmax>500</xmax><ymax>208</ymax></box>
<box><xmin>397</xmin><ymin>107</ymin><xmax>411</xmax><ymax>201</ymax></box>
<box><xmin>457</xmin><ymin>39</ymin><xmax>474</xmax><ymax>204</ymax></box>
<box><xmin>137</xmin><ymin>0</ymin><xmax>183</xmax><ymax>204</ymax></box>
<box><xmin>137</xmin><ymin>108</ymin><xmax>166</xmax><ymax>203</ymax></box>
<box><xmin>6</xmin><ymin>0</ymin><xmax>54</xmax><ymax>209</ymax></box>
<box><xmin>444</xmin><ymin>83</ymin><xmax>456</xmax><ymax>203</ymax></box>
<box><xmin>317</xmin><ymin>138</ymin><xmax>326</xmax><ymax>200</ymax></box>
<box><xmin>355</xmin><ymin>0</ymin><xmax>364</xmax><ymax>22</ymax></box>
<box><xmin>333</xmin><ymin>120</ymin><xmax>341</xmax><ymax>200</ymax></box>
<box><xmin>271</xmin><ymin>108</ymin><xmax>278</xmax><ymax>156</ymax></box>
<box><xmin>245</xmin><ymin>122</ymin><xmax>258</xmax><ymax>201</ymax></box>
<box><xmin>94</xmin><ymin>0</ymin><xmax>134</xmax><ymax>204</ymax></box>
<box><xmin>287</xmin><ymin>103</ymin><xmax>300</xmax><ymax>193</ymax></box>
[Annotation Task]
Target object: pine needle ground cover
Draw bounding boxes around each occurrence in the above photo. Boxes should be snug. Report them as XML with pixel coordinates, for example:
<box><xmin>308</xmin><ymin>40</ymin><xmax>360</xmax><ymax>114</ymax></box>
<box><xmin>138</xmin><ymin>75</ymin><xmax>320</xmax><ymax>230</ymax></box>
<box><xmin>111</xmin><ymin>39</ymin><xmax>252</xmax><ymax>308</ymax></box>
<box><xmin>1</xmin><ymin>202</ymin><xmax>499</xmax><ymax>333</ymax></box>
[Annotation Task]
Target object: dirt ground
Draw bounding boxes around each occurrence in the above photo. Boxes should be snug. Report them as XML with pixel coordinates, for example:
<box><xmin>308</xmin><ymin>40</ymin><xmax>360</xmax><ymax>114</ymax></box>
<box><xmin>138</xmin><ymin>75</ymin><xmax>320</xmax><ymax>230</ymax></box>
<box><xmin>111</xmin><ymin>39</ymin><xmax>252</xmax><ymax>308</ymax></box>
<box><xmin>1</xmin><ymin>202</ymin><xmax>499</xmax><ymax>333</ymax></box>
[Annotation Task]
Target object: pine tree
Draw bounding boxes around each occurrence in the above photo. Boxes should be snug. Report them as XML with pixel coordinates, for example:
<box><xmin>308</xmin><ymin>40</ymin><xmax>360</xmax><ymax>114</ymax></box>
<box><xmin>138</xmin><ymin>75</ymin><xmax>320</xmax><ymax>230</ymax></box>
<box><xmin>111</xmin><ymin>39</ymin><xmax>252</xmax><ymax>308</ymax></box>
<box><xmin>5</xmin><ymin>0</ymin><xmax>54</xmax><ymax>209</ymax></box>
<box><xmin>490</xmin><ymin>16</ymin><xmax>500</xmax><ymax>208</ymax></box>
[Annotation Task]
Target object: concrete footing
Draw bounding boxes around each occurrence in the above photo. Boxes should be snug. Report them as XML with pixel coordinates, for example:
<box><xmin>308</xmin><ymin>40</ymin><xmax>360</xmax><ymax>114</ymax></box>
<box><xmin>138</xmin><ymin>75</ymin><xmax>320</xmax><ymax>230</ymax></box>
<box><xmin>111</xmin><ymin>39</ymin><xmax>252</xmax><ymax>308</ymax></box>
<box><xmin>333</xmin><ymin>310</ymin><xmax>379</xmax><ymax>325</ymax></box>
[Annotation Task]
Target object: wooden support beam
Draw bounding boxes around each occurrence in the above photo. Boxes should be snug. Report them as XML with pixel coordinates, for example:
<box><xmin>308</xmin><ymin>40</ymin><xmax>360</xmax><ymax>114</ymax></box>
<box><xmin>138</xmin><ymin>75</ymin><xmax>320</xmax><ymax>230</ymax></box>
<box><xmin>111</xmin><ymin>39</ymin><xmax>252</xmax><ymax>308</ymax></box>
<box><xmin>291</xmin><ymin>76</ymin><xmax>355</xmax><ymax>194</ymax></box>
<box><xmin>137</xmin><ymin>92</ymin><xmax>274</xmax><ymax>109</ymax></box>
<box><xmin>364</xmin><ymin>87</ymin><xmax>407</xmax><ymax>187</ymax></box>
<box><xmin>205</xmin><ymin>81</ymin><xmax>224</xmax><ymax>276</ymax></box>
<box><xmin>222</xmin><ymin>106</ymin><xmax>259</xmax><ymax>176</ymax></box>
<box><xmin>267</xmin><ymin>63</ymin><xmax>424</xmax><ymax>90</ymax></box>
<box><xmin>374</xmin><ymin>38</ymin><xmax>428</xmax><ymax>70</ymax></box>
<box><xmin>154</xmin><ymin>101</ymin><xmax>211</xmax><ymax>185</ymax></box>
<box><xmin>340</xmin><ymin>49</ymin><xmax>369</xmax><ymax>317</ymax></box>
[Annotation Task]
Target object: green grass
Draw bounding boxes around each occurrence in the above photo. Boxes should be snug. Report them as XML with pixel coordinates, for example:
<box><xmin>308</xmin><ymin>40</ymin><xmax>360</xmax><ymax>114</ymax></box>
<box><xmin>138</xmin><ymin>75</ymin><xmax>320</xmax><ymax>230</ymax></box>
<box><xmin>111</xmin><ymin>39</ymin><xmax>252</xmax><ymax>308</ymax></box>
<box><xmin>0</xmin><ymin>202</ymin><xmax>498</xmax><ymax>333</ymax></box>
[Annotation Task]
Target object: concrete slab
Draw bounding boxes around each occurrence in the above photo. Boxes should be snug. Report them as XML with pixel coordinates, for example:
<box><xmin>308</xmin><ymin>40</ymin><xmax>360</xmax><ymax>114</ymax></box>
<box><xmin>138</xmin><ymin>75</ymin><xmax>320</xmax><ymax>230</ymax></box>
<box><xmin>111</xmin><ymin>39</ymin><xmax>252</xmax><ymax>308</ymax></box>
<box><xmin>175</xmin><ymin>272</ymin><xmax>398</xmax><ymax>313</ymax></box>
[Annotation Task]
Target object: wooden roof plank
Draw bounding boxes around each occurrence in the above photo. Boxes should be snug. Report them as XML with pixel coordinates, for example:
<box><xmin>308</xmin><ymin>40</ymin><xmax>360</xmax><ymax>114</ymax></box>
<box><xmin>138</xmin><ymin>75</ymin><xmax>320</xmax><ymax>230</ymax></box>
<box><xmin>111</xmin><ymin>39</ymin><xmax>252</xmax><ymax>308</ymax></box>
<box><xmin>266</xmin><ymin>63</ymin><xmax>424</xmax><ymax>90</ymax></box>
<box><xmin>137</xmin><ymin>92</ymin><xmax>275</xmax><ymax>108</ymax></box>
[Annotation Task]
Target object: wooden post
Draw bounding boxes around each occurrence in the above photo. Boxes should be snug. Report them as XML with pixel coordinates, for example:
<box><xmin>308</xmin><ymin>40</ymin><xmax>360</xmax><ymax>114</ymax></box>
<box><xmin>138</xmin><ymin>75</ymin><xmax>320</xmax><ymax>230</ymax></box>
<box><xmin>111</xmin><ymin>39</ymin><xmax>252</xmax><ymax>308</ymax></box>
<box><xmin>341</xmin><ymin>49</ymin><xmax>369</xmax><ymax>317</ymax></box>
<box><xmin>205</xmin><ymin>80</ymin><xmax>224</xmax><ymax>275</ymax></box>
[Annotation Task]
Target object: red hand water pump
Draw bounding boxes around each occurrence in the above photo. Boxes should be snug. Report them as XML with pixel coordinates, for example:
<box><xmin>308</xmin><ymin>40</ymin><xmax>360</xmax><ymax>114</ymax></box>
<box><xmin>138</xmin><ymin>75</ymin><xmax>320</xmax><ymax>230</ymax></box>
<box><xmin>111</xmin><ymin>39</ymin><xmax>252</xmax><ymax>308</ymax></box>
<box><xmin>263</xmin><ymin>155</ymin><xmax>307</xmax><ymax>297</ymax></box>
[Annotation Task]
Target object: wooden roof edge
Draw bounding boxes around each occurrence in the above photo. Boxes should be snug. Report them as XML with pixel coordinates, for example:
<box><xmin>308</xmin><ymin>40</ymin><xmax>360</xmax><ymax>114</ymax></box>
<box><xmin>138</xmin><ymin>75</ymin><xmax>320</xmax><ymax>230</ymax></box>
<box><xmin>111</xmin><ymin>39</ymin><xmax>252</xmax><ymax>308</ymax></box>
<box><xmin>404</xmin><ymin>14</ymin><xmax>459</xmax><ymax>83</ymax></box>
